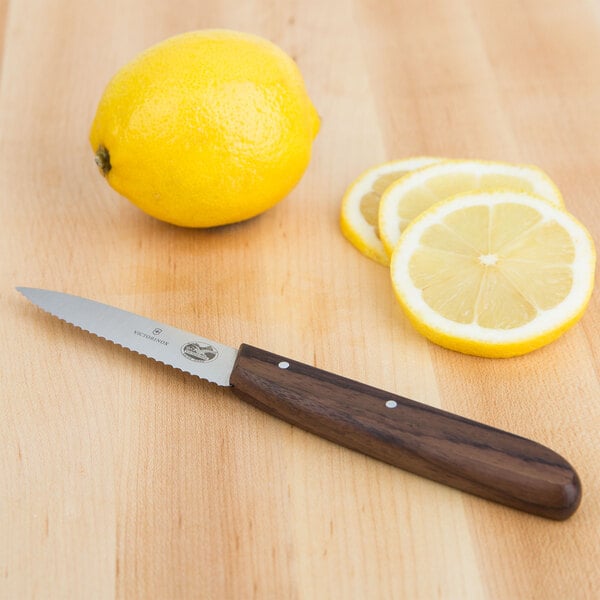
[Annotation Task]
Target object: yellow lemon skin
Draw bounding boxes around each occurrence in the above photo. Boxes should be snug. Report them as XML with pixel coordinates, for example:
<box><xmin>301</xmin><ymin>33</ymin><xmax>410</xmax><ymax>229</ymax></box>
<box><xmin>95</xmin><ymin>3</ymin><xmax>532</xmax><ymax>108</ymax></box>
<box><xmin>89</xmin><ymin>30</ymin><xmax>320</xmax><ymax>227</ymax></box>
<box><xmin>396</xmin><ymin>301</ymin><xmax>593</xmax><ymax>358</ymax></box>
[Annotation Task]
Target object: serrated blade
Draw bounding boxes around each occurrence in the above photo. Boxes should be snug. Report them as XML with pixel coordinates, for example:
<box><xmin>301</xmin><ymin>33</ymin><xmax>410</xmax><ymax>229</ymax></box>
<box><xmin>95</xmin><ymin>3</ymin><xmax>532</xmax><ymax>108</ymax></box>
<box><xmin>17</xmin><ymin>287</ymin><xmax>238</xmax><ymax>386</ymax></box>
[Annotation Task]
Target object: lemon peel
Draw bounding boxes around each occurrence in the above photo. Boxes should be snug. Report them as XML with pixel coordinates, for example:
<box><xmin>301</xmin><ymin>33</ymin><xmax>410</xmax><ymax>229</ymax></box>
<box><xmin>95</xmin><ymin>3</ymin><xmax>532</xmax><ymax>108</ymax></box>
<box><xmin>90</xmin><ymin>29</ymin><xmax>320</xmax><ymax>227</ymax></box>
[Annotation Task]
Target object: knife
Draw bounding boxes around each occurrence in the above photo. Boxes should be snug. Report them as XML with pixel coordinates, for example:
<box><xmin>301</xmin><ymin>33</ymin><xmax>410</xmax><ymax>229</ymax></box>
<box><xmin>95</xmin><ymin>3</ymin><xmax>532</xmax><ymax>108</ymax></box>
<box><xmin>16</xmin><ymin>287</ymin><xmax>581</xmax><ymax>520</ymax></box>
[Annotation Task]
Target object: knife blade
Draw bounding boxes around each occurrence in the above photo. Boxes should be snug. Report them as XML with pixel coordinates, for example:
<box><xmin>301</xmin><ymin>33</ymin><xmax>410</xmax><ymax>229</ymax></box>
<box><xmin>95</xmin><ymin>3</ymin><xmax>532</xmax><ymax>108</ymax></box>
<box><xmin>16</xmin><ymin>287</ymin><xmax>581</xmax><ymax>520</ymax></box>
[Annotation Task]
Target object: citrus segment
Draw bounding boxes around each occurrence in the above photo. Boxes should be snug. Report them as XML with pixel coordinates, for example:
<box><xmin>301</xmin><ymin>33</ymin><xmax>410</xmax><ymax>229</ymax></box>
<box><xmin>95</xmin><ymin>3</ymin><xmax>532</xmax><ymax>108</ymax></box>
<box><xmin>379</xmin><ymin>160</ymin><xmax>564</xmax><ymax>255</ymax></box>
<box><xmin>390</xmin><ymin>192</ymin><xmax>595</xmax><ymax>357</ymax></box>
<box><xmin>340</xmin><ymin>157</ymin><xmax>443</xmax><ymax>265</ymax></box>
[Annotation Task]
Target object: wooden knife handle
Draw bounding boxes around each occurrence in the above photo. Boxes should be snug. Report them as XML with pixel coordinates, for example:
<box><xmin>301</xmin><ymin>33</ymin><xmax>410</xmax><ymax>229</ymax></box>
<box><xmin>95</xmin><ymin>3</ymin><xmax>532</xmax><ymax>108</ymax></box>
<box><xmin>229</xmin><ymin>344</ymin><xmax>581</xmax><ymax>520</ymax></box>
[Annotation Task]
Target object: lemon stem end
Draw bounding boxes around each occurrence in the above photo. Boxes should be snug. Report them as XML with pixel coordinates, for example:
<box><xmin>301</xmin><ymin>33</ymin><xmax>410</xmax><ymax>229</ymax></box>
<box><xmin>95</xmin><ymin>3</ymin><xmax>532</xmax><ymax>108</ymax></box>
<box><xmin>94</xmin><ymin>145</ymin><xmax>111</xmax><ymax>176</ymax></box>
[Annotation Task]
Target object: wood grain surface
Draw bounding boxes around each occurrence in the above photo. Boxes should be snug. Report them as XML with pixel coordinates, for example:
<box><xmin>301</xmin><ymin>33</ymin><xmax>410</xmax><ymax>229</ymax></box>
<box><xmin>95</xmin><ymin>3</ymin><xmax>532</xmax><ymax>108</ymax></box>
<box><xmin>1</xmin><ymin>0</ymin><xmax>599</xmax><ymax>598</ymax></box>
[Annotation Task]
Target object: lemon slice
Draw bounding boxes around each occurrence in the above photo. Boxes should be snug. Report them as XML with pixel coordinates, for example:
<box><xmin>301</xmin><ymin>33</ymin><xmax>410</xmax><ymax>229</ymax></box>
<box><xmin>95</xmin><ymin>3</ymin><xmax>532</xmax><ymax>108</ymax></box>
<box><xmin>379</xmin><ymin>160</ymin><xmax>564</xmax><ymax>256</ymax></box>
<box><xmin>340</xmin><ymin>157</ymin><xmax>443</xmax><ymax>265</ymax></box>
<box><xmin>390</xmin><ymin>192</ymin><xmax>595</xmax><ymax>357</ymax></box>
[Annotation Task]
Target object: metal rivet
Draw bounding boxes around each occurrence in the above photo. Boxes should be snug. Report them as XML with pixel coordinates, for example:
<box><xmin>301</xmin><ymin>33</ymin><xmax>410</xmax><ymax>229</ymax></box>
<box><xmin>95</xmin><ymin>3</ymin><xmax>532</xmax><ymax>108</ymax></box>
<box><xmin>385</xmin><ymin>400</ymin><xmax>398</xmax><ymax>409</ymax></box>
<box><xmin>278</xmin><ymin>361</ymin><xmax>290</xmax><ymax>369</ymax></box>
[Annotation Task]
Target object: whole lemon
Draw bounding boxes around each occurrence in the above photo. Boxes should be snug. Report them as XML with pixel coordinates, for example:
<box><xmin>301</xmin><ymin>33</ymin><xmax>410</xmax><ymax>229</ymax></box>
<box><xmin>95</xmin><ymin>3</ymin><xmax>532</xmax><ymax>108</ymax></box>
<box><xmin>89</xmin><ymin>30</ymin><xmax>320</xmax><ymax>227</ymax></box>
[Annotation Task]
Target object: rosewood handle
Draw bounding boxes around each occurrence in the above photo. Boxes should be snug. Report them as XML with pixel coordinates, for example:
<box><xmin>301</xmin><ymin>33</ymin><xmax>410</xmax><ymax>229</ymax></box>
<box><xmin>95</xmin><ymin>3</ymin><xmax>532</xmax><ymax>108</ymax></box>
<box><xmin>229</xmin><ymin>344</ymin><xmax>581</xmax><ymax>520</ymax></box>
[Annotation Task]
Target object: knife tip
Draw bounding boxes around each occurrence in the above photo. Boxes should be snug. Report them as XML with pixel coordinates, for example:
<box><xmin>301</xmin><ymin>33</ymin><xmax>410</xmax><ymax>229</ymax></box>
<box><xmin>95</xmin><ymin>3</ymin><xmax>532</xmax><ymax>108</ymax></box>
<box><xmin>16</xmin><ymin>287</ymin><xmax>45</xmax><ymax>302</ymax></box>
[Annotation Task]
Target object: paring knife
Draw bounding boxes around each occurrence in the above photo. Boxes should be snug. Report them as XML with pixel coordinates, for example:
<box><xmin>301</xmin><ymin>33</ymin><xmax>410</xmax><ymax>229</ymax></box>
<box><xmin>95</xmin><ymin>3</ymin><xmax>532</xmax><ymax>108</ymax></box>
<box><xmin>17</xmin><ymin>287</ymin><xmax>581</xmax><ymax>520</ymax></box>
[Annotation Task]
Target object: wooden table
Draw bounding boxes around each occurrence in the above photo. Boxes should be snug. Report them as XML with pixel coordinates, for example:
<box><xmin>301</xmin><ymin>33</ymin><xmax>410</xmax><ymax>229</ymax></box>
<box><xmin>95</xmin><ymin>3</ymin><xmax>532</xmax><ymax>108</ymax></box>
<box><xmin>2</xmin><ymin>1</ymin><xmax>599</xmax><ymax>597</ymax></box>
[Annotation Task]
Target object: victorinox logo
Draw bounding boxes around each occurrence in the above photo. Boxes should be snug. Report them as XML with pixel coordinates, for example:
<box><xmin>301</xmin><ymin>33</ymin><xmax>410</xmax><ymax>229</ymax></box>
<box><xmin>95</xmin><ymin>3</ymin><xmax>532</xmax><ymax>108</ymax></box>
<box><xmin>133</xmin><ymin>329</ymin><xmax>169</xmax><ymax>346</ymax></box>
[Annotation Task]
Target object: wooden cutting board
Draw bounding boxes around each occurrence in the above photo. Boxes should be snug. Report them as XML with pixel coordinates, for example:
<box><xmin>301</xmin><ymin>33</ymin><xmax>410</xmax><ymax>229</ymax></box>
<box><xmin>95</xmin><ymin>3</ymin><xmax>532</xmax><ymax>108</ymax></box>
<box><xmin>1</xmin><ymin>0</ymin><xmax>599</xmax><ymax>597</ymax></box>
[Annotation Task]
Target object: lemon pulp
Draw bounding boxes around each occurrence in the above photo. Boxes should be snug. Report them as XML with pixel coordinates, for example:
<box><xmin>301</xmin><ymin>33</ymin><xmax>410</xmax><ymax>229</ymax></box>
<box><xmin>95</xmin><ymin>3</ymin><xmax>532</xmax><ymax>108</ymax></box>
<box><xmin>409</xmin><ymin>203</ymin><xmax>574</xmax><ymax>327</ymax></box>
<box><xmin>379</xmin><ymin>160</ymin><xmax>564</xmax><ymax>255</ymax></box>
